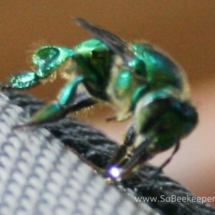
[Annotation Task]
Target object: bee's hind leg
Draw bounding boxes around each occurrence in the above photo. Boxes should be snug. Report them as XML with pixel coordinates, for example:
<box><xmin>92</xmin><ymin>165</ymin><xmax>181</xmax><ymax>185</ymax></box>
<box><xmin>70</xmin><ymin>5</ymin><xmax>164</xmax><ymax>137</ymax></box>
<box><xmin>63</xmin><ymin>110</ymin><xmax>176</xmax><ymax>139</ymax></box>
<box><xmin>105</xmin><ymin>125</ymin><xmax>137</xmax><ymax>180</ymax></box>
<box><xmin>108</xmin><ymin>125</ymin><xmax>136</xmax><ymax>165</ymax></box>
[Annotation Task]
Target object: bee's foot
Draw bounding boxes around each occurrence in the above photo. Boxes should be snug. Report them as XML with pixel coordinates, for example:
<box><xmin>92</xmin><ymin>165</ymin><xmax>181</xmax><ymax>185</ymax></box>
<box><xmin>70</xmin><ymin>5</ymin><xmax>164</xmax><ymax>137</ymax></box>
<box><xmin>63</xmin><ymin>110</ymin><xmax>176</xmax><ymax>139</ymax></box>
<box><xmin>12</xmin><ymin>121</ymin><xmax>38</xmax><ymax>130</ymax></box>
<box><xmin>0</xmin><ymin>83</ymin><xmax>13</xmax><ymax>91</ymax></box>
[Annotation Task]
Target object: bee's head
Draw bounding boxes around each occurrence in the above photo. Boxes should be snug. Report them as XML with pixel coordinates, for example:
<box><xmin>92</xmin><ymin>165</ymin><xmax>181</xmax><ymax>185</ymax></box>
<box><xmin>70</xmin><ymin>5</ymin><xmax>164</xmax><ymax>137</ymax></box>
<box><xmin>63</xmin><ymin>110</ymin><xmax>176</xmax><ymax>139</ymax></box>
<box><xmin>134</xmin><ymin>91</ymin><xmax>198</xmax><ymax>151</ymax></box>
<box><xmin>32</xmin><ymin>46</ymin><xmax>75</xmax><ymax>77</ymax></box>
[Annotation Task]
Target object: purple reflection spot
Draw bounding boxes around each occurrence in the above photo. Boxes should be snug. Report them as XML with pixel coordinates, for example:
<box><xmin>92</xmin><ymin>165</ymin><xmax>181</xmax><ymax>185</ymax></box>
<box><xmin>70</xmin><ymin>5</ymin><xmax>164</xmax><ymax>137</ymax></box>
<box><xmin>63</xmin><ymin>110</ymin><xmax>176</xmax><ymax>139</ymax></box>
<box><xmin>108</xmin><ymin>165</ymin><xmax>122</xmax><ymax>179</ymax></box>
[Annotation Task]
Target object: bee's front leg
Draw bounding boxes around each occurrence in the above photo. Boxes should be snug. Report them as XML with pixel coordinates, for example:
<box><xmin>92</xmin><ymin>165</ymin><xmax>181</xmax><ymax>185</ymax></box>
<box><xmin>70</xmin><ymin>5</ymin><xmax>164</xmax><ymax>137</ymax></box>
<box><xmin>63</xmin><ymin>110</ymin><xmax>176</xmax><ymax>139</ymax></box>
<box><xmin>1</xmin><ymin>46</ymin><xmax>75</xmax><ymax>91</ymax></box>
<box><xmin>15</xmin><ymin>76</ymin><xmax>86</xmax><ymax>128</ymax></box>
<box><xmin>0</xmin><ymin>71</ymin><xmax>40</xmax><ymax>90</ymax></box>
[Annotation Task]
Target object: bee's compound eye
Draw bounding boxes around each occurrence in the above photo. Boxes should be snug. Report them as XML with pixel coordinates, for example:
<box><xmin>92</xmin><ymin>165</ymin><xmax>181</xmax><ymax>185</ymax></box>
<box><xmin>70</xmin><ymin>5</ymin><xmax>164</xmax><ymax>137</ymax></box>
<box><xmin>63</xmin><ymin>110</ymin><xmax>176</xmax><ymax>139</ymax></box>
<box><xmin>33</xmin><ymin>47</ymin><xmax>59</xmax><ymax>66</ymax></box>
<box><xmin>108</xmin><ymin>165</ymin><xmax>122</xmax><ymax>179</ymax></box>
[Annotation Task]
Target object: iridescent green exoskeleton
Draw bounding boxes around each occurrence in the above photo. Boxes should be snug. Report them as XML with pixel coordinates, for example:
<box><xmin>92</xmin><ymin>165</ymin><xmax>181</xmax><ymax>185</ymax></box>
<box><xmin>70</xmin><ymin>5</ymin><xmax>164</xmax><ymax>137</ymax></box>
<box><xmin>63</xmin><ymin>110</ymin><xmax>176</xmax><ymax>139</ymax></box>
<box><xmin>1</xmin><ymin>18</ymin><xmax>198</xmax><ymax>181</ymax></box>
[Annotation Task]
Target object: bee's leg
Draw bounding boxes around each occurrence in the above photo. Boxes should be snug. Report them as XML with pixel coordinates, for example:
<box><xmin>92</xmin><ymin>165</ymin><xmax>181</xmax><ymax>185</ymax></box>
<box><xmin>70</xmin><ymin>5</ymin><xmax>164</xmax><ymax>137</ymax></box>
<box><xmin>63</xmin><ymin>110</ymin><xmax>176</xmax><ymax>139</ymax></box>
<box><xmin>106</xmin><ymin>116</ymin><xmax>117</xmax><ymax>122</ymax></box>
<box><xmin>107</xmin><ymin>135</ymin><xmax>153</xmax><ymax>180</ymax></box>
<box><xmin>122</xmin><ymin>141</ymin><xmax>180</xmax><ymax>180</ymax></box>
<box><xmin>14</xmin><ymin>77</ymin><xmax>87</xmax><ymax>128</ymax></box>
<box><xmin>148</xmin><ymin>141</ymin><xmax>180</xmax><ymax>179</ymax></box>
<box><xmin>1</xmin><ymin>46</ymin><xmax>75</xmax><ymax>91</ymax></box>
<box><xmin>0</xmin><ymin>71</ymin><xmax>40</xmax><ymax>90</ymax></box>
<box><xmin>109</xmin><ymin>139</ymin><xmax>180</xmax><ymax>181</ymax></box>
<box><xmin>107</xmin><ymin>118</ymin><xmax>181</xmax><ymax>180</ymax></box>
<box><xmin>123</xmin><ymin>125</ymin><xmax>136</xmax><ymax>147</ymax></box>
<box><xmin>65</xmin><ymin>93</ymin><xmax>97</xmax><ymax>114</ymax></box>
<box><xmin>107</xmin><ymin>125</ymin><xmax>135</xmax><ymax>166</ymax></box>
<box><xmin>107</xmin><ymin>125</ymin><xmax>144</xmax><ymax>180</ymax></box>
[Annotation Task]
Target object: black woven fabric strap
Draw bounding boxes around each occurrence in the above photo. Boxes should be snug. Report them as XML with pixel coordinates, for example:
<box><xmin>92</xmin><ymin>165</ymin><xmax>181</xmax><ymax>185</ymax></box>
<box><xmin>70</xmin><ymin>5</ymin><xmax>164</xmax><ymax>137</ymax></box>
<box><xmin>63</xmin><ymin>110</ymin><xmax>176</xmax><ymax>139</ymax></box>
<box><xmin>1</xmin><ymin>90</ymin><xmax>215</xmax><ymax>215</ymax></box>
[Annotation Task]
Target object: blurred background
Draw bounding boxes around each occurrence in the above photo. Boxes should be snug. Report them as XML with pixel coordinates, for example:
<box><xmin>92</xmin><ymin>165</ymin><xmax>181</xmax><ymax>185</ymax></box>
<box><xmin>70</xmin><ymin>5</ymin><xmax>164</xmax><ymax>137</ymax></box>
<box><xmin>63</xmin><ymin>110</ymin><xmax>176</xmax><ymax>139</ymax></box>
<box><xmin>0</xmin><ymin>0</ymin><xmax>215</xmax><ymax>206</ymax></box>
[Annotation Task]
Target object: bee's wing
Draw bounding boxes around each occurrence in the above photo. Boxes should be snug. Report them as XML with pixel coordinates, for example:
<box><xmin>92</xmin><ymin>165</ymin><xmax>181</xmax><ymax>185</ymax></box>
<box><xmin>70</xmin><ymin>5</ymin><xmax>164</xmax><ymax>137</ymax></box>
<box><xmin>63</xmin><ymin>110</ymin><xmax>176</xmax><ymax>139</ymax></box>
<box><xmin>74</xmin><ymin>18</ymin><xmax>134</xmax><ymax>61</ymax></box>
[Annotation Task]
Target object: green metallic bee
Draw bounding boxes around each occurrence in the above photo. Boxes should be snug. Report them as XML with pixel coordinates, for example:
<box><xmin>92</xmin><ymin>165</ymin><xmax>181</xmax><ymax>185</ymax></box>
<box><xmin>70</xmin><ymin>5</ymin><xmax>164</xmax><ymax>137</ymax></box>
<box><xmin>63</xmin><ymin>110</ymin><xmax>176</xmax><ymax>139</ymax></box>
<box><xmin>1</xmin><ymin>18</ymin><xmax>198</xmax><ymax>181</ymax></box>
